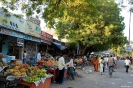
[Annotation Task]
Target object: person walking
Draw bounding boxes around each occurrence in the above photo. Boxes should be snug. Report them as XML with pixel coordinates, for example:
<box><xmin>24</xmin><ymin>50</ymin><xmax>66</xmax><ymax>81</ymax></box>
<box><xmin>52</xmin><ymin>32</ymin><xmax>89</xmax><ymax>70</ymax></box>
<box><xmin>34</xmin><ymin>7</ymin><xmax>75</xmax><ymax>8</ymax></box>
<box><xmin>81</xmin><ymin>56</ymin><xmax>86</xmax><ymax>70</ymax></box>
<box><xmin>124</xmin><ymin>57</ymin><xmax>131</xmax><ymax>73</ymax></box>
<box><xmin>23</xmin><ymin>51</ymin><xmax>27</xmax><ymax>64</ymax></box>
<box><xmin>37</xmin><ymin>50</ymin><xmax>42</xmax><ymax>61</ymax></box>
<box><xmin>99</xmin><ymin>57</ymin><xmax>104</xmax><ymax>75</ymax></box>
<box><xmin>56</xmin><ymin>53</ymin><xmax>67</xmax><ymax>84</ymax></box>
<box><xmin>67</xmin><ymin>56</ymin><xmax>75</xmax><ymax>80</ymax></box>
<box><xmin>92</xmin><ymin>56</ymin><xmax>98</xmax><ymax>72</ymax></box>
<box><xmin>107</xmin><ymin>55</ymin><xmax>115</xmax><ymax>78</ymax></box>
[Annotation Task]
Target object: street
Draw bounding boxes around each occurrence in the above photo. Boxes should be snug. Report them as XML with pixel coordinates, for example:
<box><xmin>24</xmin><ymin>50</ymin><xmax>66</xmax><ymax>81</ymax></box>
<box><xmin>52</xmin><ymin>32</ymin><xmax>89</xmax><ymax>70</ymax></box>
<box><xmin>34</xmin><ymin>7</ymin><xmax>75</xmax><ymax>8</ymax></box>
<box><xmin>51</xmin><ymin>61</ymin><xmax>133</xmax><ymax>88</ymax></box>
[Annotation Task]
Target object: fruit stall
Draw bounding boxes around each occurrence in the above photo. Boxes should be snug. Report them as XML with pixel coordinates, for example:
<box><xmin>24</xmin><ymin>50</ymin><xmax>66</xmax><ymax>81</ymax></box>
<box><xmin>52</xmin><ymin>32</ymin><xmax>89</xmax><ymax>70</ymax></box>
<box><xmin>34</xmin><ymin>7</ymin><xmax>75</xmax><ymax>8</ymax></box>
<box><xmin>36</xmin><ymin>58</ymin><xmax>58</xmax><ymax>82</ymax></box>
<box><xmin>36</xmin><ymin>58</ymin><xmax>68</xmax><ymax>83</ymax></box>
<box><xmin>0</xmin><ymin>61</ymin><xmax>53</xmax><ymax>88</ymax></box>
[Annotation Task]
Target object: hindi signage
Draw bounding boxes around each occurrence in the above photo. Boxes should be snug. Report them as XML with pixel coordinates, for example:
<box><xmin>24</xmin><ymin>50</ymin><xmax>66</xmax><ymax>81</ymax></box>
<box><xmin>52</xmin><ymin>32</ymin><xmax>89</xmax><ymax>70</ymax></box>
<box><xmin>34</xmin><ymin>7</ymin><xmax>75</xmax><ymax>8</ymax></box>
<box><xmin>0</xmin><ymin>28</ymin><xmax>24</xmax><ymax>38</ymax></box>
<box><xmin>0</xmin><ymin>9</ymin><xmax>26</xmax><ymax>33</ymax></box>
<box><xmin>25</xmin><ymin>20</ymin><xmax>41</xmax><ymax>38</ymax></box>
<box><xmin>41</xmin><ymin>31</ymin><xmax>53</xmax><ymax>41</ymax></box>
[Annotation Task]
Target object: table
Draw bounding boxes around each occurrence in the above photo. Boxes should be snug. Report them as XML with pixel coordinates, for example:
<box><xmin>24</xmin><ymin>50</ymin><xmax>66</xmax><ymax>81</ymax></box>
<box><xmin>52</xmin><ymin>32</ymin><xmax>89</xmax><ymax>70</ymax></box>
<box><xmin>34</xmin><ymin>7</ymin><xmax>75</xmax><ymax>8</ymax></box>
<box><xmin>20</xmin><ymin>77</ymin><xmax>51</xmax><ymax>88</ymax></box>
<box><xmin>48</xmin><ymin>68</ymin><xmax>68</xmax><ymax>83</ymax></box>
<box><xmin>48</xmin><ymin>68</ymin><xmax>58</xmax><ymax>82</ymax></box>
<box><xmin>0</xmin><ymin>77</ymin><xmax>19</xmax><ymax>88</ymax></box>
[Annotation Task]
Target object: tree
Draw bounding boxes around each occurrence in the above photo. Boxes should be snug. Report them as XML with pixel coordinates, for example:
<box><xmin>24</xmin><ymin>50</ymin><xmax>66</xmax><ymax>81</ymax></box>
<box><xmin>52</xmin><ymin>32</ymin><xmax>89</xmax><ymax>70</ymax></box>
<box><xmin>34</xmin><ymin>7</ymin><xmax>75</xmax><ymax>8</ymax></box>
<box><xmin>0</xmin><ymin>0</ymin><xmax>128</xmax><ymax>55</ymax></box>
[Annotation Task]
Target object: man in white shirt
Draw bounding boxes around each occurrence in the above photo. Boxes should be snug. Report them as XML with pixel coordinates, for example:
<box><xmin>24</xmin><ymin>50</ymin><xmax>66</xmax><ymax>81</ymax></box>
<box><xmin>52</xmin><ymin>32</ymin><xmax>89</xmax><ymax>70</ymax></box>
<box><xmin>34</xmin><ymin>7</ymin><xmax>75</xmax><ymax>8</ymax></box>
<box><xmin>37</xmin><ymin>50</ymin><xmax>42</xmax><ymax>61</ymax></box>
<box><xmin>23</xmin><ymin>51</ymin><xmax>27</xmax><ymax>64</ymax></box>
<box><xmin>56</xmin><ymin>53</ymin><xmax>67</xmax><ymax>84</ymax></box>
<box><xmin>124</xmin><ymin>57</ymin><xmax>131</xmax><ymax>73</ymax></box>
<box><xmin>67</xmin><ymin>56</ymin><xmax>75</xmax><ymax>80</ymax></box>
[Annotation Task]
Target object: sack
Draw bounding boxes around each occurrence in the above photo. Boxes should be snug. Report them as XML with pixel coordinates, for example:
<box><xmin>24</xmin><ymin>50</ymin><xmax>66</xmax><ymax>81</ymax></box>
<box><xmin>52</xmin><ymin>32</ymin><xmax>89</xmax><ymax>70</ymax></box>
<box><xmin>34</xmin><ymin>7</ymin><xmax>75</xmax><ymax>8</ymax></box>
<box><xmin>129</xmin><ymin>65</ymin><xmax>133</xmax><ymax>70</ymax></box>
<box><xmin>114</xmin><ymin>64</ymin><xmax>117</xmax><ymax>69</ymax></box>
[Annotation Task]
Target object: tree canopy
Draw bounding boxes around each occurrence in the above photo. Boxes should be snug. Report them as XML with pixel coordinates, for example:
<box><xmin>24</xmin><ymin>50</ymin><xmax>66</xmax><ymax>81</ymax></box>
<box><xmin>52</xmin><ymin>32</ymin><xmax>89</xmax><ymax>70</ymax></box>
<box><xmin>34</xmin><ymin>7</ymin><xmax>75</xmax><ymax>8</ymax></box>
<box><xmin>0</xmin><ymin>0</ymin><xmax>128</xmax><ymax>55</ymax></box>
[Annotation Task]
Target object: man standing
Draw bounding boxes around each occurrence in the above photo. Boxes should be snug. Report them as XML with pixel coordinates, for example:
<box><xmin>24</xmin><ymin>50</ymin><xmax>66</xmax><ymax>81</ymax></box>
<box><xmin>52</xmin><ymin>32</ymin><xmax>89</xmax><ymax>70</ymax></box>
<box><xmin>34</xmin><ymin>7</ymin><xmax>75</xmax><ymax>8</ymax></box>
<box><xmin>23</xmin><ymin>51</ymin><xmax>27</xmax><ymax>64</ymax></box>
<box><xmin>56</xmin><ymin>53</ymin><xmax>67</xmax><ymax>84</ymax></box>
<box><xmin>107</xmin><ymin>55</ymin><xmax>115</xmax><ymax>78</ymax></box>
<box><xmin>37</xmin><ymin>50</ymin><xmax>42</xmax><ymax>61</ymax></box>
<box><xmin>99</xmin><ymin>57</ymin><xmax>104</xmax><ymax>75</ymax></box>
<box><xmin>124</xmin><ymin>57</ymin><xmax>131</xmax><ymax>73</ymax></box>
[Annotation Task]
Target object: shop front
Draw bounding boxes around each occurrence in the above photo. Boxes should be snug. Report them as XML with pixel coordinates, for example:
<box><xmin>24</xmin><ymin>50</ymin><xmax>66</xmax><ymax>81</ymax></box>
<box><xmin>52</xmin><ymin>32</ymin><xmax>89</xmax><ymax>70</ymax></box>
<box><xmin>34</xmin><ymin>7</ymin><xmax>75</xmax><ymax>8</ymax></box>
<box><xmin>40</xmin><ymin>31</ymin><xmax>53</xmax><ymax>56</ymax></box>
<box><xmin>24</xmin><ymin>17</ymin><xmax>41</xmax><ymax>60</ymax></box>
<box><xmin>0</xmin><ymin>28</ymin><xmax>24</xmax><ymax>59</ymax></box>
<box><xmin>0</xmin><ymin>8</ymin><xmax>26</xmax><ymax>59</ymax></box>
<box><xmin>24</xmin><ymin>35</ymin><xmax>40</xmax><ymax>60</ymax></box>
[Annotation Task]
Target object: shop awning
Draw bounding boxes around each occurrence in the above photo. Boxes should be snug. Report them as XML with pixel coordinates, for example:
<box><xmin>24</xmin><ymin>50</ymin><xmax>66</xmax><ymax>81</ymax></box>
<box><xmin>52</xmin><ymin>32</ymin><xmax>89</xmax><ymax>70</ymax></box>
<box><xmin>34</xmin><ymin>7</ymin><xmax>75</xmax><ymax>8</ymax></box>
<box><xmin>52</xmin><ymin>42</ymin><xmax>67</xmax><ymax>50</ymax></box>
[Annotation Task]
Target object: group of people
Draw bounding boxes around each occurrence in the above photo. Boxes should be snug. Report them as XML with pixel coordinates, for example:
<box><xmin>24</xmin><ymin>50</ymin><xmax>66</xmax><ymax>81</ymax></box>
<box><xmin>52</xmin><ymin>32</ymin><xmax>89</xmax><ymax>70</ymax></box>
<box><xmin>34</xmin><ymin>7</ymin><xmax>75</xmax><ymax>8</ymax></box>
<box><xmin>55</xmin><ymin>53</ymin><xmax>75</xmax><ymax>84</ymax></box>
<box><xmin>23</xmin><ymin>50</ymin><xmax>43</xmax><ymax>64</ymax></box>
<box><xmin>92</xmin><ymin>55</ymin><xmax>132</xmax><ymax>77</ymax></box>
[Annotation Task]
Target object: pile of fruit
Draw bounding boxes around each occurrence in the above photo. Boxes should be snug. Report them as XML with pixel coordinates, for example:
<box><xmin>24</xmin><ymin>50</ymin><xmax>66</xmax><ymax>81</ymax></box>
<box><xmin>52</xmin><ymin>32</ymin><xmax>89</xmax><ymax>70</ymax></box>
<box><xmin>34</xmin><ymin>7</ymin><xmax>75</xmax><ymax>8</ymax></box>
<box><xmin>37</xmin><ymin>59</ymin><xmax>56</xmax><ymax>67</ymax></box>
<box><xmin>22</xmin><ymin>69</ymin><xmax>47</xmax><ymax>83</ymax></box>
<box><xmin>23</xmin><ymin>76</ymin><xmax>39</xmax><ymax>82</ymax></box>
<box><xmin>74</xmin><ymin>58</ymin><xmax>82</xmax><ymax>63</ymax></box>
<box><xmin>36</xmin><ymin>69</ymin><xmax>47</xmax><ymax>78</ymax></box>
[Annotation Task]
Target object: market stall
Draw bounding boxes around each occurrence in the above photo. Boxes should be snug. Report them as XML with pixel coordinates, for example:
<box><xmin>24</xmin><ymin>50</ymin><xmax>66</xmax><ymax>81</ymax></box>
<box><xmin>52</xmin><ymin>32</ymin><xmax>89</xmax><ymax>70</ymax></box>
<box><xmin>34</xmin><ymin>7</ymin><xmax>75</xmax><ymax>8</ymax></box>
<box><xmin>36</xmin><ymin>57</ymin><xmax>68</xmax><ymax>83</ymax></box>
<box><xmin>0</xmin><ymin>60</ymin><xmax>53</xmax><ymax>88</ymax></box>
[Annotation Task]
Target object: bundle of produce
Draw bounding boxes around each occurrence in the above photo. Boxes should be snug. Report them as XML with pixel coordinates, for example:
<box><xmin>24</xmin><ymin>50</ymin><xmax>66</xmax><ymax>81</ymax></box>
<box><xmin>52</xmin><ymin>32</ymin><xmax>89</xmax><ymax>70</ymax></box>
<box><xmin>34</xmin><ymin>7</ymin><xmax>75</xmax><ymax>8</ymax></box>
<box><xmin>35</xmin><ymin>69</ymin><xmax>47</xmax><ymax>78</ymax></box>
<box><xmin>23</xmin><ymin>75</ymin><xmax>39</xmax><ymax>83</ymax></box>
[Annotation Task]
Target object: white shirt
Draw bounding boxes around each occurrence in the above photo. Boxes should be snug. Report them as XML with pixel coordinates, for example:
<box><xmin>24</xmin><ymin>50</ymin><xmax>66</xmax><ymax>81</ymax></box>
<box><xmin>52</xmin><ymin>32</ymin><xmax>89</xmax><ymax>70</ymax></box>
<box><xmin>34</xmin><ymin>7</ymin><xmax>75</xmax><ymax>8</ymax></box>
<box><xmin>58</xmin><ymin>56</ymin><xmax>66</xmax><ymax>70</ymax></box>
<box><xmin>67</xmin><ymin>59</ymin><xmax>74</xmax><ymax>67</ymax></box>
<box><xmin>106</xmin><ymin>57</ymin><xmax>109</xmax><ymax>62</ymax></box>
<box><xmin>37</xmin><ymin>53</ymin><xmax>41</xmax><ymax>61</ymax></box>
<box><xmin>124</xmin><ymin>59</ymin><xmax>131</xmax><ymax>66</ymax></box>
<box><xmin>99</xmin><ymin>59</ymin><xmax>104</xmax><ymax>67</ymax></box>
<box><xmin>23</xmin><ymin>53</ymin><xmax>27</xmax><ymax>58</ymax></box>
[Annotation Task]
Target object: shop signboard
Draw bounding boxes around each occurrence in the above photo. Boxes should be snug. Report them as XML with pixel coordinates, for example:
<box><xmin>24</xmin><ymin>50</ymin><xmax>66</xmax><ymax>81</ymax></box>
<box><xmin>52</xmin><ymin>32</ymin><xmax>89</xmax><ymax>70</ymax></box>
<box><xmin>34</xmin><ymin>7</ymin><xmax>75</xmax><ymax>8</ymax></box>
<box><xmin>41</xmin><ymin>31</ymin><xmax>53</xmax><ymax>41</ymax></box>
<box><xmin>0</xmin><ymin>28</ymin><xmax>12</xmax><ymax>35</ymax></box>
<box><xmin>126</xmin><ymin>45</ymin><xmax>132</xmax><ymax>52</ymax></box>
<box><xmin>0</xmin><ymin>28</ymin><xmax>24</xmax><ymax>38</ymax></box>
<box><xmin>41</xmin><ymin>40</ymin><xmax>51</xmax><ymax>45</ymax></box>
<box><xmin>32</xmin><ymin>36</ymin><xmax>41</xmax><ymax>42</ymax></box>
<box><xmin>24</xmin><ymin>35</ymin><xmax>32</xmax><ymax>41</ymax></box>
<box><xmin>41</xmin><ymin>31</ymin><xmax>53</xmax><ymax>45</ymax></box>
<box><xmin>17</xmin><ymin>38</ymin><xmax>24</xmax><ymax>46</ymax></box>
<box><xmin>24</xmin><ymin>35</ymin><xmax>40</xmax><ymax>42</ymax></box>
<box><xmin>27</xmin><ymin>17</ymin><xmax>40</xmax><ymax>26</ymax></box>
<box><xmin>0</xmin><ymin>9</ymin><xmax>26</xmax><ymax>33</ymax></box>
<box><xmin>25</xmin><ymin>19</ymin><xmax>41</xmax><ymax>38</ymax></box>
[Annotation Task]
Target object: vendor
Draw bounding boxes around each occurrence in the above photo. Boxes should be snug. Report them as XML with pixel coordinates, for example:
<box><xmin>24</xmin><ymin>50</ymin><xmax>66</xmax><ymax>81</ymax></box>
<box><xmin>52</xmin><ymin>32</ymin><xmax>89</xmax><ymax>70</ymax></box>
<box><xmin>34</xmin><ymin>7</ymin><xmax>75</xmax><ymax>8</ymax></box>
<box><xmin>55</xmin><ymin>53</ymin><xmax>67</xmax><ymax>84</ymax></box>
<box><xmin>0</xmin><ymin>53</ymin><xmax>7</xmax><ymax>67</ymax></box>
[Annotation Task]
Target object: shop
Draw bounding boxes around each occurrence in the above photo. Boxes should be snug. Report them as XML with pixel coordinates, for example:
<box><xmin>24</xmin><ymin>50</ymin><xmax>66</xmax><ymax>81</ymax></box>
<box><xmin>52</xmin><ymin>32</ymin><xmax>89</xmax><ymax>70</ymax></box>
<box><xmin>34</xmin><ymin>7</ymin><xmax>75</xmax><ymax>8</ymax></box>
<box><xmin>24</xmin><ymin>35</ymin><xmax>41</xmax><ymax>60</ymax></box>
<box><xmin>40</xmin><ymin>31</ymin><xmax>53</xmax><ymax>56</ymax></box>
<box><xmin>0</xmin><ymin>28</ymin><xmax>24</xmax><ymax>59</ymax></box>
<box><xmin>24</xmin><ymin>17</ymin><xmax>41</xmax><ymax>60</ymax></box>
<box><xmin>0</xmin><ymin>9</ymin><xmax>26</xmax><ymax>59</ymax></box>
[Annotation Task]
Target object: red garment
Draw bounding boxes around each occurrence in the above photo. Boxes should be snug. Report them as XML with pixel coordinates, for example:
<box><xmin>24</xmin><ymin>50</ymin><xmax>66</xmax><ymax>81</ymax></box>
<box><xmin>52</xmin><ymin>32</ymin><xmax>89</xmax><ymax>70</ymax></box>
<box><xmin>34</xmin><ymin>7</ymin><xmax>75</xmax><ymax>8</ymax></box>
<box><xmin>92</xmin><ymin>58</ymin><xmax>98</xmax><ymax>71</ymax></box>
<box><xmin>82</xmin><ymin>58</ymin><xmax>85</xmax><ymax>64</ymax></box>
<box><xmin>129</xmin><ymin>57</ymin><xmax>132</xmax><ymax>63</ymax></box>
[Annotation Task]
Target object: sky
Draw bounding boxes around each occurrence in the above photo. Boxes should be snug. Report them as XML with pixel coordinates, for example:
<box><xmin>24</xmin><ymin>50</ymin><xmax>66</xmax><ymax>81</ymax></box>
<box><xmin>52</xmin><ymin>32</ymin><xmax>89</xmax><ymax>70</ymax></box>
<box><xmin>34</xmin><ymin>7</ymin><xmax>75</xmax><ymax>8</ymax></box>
<box><xmin>122</xmin><ymin>10</ymin><xmax>133</xmax><ymax>41</ymax></box>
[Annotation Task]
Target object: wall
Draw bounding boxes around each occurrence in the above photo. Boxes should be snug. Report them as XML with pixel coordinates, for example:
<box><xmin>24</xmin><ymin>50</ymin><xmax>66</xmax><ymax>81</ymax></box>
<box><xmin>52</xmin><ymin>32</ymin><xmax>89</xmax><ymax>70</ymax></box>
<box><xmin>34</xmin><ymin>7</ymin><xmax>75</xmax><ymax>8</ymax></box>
<box><xmin>2</xmin><ymin>41</ymin><xmax>9</xmax><ymax>55</ymax></box>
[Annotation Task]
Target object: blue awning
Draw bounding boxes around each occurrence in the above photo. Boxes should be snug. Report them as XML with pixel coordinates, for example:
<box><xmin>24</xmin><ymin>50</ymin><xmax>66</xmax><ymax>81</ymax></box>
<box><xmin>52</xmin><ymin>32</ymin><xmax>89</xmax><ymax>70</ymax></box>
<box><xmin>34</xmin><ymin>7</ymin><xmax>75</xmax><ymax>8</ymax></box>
<box><xmin>52</xmin><ymin>42</ymin><xmax>67</xmax><ymax>50</ymax></box>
